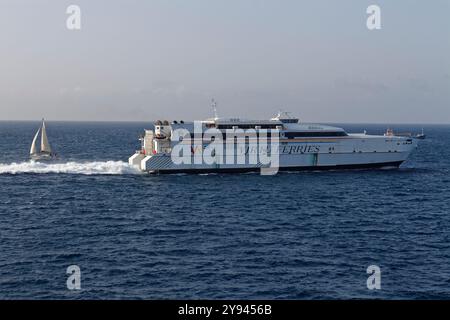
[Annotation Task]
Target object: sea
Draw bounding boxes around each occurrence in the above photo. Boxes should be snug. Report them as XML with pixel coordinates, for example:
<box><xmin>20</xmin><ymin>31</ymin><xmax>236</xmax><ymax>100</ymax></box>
<box><xmin>0</xmin><ymin>121</ymin><xmax>449</xmax><ymax>299</ymax></box>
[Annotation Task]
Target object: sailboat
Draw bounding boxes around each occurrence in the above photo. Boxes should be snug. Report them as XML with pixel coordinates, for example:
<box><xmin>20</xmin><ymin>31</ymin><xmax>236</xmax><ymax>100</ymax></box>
<box><xmin>30</xmin><ymin>119</ymin><xmax>56</xmax><ymax>161</ymax></box>
<box><xmin>416</xmin><ymin>128</ymin><xmax>426</xmax><ymax>139</ymax></box>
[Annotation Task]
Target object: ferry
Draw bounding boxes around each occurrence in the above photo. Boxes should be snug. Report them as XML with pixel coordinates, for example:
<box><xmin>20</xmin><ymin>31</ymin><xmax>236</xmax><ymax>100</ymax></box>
<box><xmin>129</xmin><ymin>112</ymin><xmax>417</xmax><ymax>174</ymax></box>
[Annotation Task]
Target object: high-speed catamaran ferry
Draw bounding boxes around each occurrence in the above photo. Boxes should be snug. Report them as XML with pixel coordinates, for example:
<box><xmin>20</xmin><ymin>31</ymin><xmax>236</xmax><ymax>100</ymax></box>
<box><xmin>129</xmin><ymin>112</ymin><xmax>417</xmax><ymax>174</ymax></box>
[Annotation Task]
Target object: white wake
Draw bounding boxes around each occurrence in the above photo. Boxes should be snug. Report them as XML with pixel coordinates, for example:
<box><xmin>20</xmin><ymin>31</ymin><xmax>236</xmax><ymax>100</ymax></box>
<box><xmin>0</xmin><ymin>161</ymin><xmax>141</xmax><ymax>175</ymax></box>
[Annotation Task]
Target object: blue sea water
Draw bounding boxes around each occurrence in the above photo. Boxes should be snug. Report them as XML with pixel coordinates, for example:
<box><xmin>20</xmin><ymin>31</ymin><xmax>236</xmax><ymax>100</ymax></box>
<box><xmin>0</xmin><ymin>121</ymin><xmax>450</xmax><ymax>299</ymax></box>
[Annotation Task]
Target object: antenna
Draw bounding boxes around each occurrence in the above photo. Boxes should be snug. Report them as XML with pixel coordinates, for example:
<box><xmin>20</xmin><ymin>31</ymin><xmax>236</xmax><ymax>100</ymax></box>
<box><xmin>211</xmin><ymin>99</ymin><xmax>219</xmax><ymax>120</ymax></box>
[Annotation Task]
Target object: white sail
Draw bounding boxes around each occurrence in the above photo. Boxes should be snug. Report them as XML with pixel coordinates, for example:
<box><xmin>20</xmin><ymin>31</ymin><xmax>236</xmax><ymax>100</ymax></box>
<box><xmin>30</xmin><ymin>127</ymin><xmax>41</xmax><ymax>155</ymax></box>
<box><xmin>40</xmin><ymin>120</ymin><xmax>52</xmax><ymax>154</ymax></box>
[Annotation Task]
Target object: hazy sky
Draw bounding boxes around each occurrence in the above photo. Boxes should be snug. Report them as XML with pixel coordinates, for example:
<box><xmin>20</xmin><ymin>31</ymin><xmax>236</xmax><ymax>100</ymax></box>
<box><xmin>0</xmin><ymin>0</ymin><xmax>449</xmax><ymax>123</ymax></box>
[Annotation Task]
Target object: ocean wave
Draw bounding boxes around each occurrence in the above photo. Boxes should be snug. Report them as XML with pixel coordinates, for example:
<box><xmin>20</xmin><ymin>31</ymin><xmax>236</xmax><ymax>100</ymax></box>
<box><xmin>0</xmin><ymin>160</ymin><xmax>141</xmax><ymax>175</ymax></box>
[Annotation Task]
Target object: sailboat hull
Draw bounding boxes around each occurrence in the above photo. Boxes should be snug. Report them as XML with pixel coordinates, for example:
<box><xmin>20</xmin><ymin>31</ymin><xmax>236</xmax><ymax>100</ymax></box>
<box><xmin>30</xmin><ymin>153</ymin><xmax>56</xmax><ymax>162</ymax></box>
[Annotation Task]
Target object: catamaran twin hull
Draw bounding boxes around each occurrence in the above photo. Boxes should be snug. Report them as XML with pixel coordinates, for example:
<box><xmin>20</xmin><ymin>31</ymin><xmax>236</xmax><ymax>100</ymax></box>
<box><xmin>129</xmin><ymin>114</ymin><xmax>418</xmax><ymax>174</ymax></box>
<box><xmin>131</xmin><ymin>143</ymin><xmax>414</xmax><ymax>174</ymax></box>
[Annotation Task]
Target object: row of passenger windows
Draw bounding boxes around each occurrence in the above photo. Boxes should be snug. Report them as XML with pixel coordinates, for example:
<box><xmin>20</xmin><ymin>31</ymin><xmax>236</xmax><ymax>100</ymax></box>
<box><xmin>184</xmin><ymin>134</ymin><xmax>276</xmax><ymax>139</ymax></box>
<box><xmin>180</xmin><ymin>131</ymin><xmax>347</xmax><ymax>140</ymax></box>
<box><xmin>217</xmin><ymin>124</ymin><xmax>280</xmax><ymax>129</ymax></box>
<box><xmin>284</xmin><ymin>131</ymin><xmax>348</xmax><ymax>138</ymax></box>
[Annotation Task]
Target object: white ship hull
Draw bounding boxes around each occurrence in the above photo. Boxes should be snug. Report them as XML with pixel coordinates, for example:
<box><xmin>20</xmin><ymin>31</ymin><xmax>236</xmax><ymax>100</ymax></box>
<box><xmin>130</xmin><ymin>133</ymin><xmax>417</xmax><ymax>174</ymax></box>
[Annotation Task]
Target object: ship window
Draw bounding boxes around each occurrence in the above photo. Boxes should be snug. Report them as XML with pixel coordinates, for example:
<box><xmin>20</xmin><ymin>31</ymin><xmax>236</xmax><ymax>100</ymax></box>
<box><xmin>280</xmin><ymin>119</ymin><xmax>299</xmax><ymax>123</ymax></box>
<box><xmin>284</xmin><ymin>131</ymin><xmax>347</xmax><ymax>138</ymax></box>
